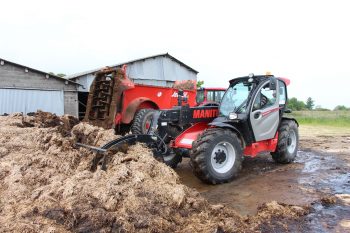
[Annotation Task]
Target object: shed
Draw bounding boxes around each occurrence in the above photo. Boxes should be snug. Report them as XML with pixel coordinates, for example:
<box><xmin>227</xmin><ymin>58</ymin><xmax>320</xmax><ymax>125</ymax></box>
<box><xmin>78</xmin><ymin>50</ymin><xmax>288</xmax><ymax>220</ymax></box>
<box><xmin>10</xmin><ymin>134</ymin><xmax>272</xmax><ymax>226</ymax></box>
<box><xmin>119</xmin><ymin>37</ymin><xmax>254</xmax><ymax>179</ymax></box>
<box><xmin>0</xmin><ymin>58</ymin><xmax>79</xmax><ymax>117</ymax></box>
<box><xmin>66</xmin><ymin>53</ymin><xmax>198</xmax><ymax>118</ymax></box>
<box><xmin>66</xmin><ymin>53</ymin><xmax>198</xmax><ymax>92</ymax></box>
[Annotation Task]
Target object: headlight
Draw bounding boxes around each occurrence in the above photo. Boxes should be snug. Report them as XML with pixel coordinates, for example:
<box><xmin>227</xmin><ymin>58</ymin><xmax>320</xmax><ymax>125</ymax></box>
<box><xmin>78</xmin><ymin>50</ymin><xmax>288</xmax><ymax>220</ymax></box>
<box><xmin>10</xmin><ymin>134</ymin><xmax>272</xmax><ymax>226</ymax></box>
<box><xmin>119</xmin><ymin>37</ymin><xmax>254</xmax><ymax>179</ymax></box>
<box><xmin>229</xmin><ymin>112</ymin><xmax>238</xmax><ymax>120</ymax></box>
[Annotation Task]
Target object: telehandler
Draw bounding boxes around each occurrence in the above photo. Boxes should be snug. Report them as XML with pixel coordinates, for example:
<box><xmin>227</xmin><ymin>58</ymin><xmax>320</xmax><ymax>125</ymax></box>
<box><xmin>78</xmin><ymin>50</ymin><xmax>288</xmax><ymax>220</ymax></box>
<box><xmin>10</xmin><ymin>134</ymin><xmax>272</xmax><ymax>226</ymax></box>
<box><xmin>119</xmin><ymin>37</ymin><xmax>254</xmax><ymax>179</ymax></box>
<box><xmin>77</xmin><ymin>73</ymin><xmax>299</xmax><ymax>184</ymax></box>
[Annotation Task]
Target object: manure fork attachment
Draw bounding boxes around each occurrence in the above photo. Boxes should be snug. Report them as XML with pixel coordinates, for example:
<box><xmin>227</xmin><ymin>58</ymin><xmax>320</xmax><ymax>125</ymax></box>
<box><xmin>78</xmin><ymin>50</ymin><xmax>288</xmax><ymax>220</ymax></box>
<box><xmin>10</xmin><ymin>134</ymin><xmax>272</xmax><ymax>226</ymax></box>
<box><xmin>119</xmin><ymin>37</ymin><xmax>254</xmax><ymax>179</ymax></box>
<box><xmin>75</xmin><ymin>133</ymin><xmax>168</xmax><ymax>171</ymax></box>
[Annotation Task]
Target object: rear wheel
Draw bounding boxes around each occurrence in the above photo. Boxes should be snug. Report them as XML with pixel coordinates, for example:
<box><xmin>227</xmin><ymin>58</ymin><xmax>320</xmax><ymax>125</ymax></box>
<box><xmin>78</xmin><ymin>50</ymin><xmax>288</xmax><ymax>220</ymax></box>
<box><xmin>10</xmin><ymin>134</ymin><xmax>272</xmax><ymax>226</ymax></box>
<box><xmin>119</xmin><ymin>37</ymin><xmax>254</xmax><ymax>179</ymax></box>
<box><xmin>190</xmin><ymin>128</ymin><xmax>243</xmax><ymax>184</ymax></box>
<box><xmin>131</xmin><ymin>109</ymin><xmax>156</xmax><ymax>134</ymax></box>
<box><xmin>271</xmin><ymin>120</ymin><xmax>299</xmax><ymax>164</ymax></box>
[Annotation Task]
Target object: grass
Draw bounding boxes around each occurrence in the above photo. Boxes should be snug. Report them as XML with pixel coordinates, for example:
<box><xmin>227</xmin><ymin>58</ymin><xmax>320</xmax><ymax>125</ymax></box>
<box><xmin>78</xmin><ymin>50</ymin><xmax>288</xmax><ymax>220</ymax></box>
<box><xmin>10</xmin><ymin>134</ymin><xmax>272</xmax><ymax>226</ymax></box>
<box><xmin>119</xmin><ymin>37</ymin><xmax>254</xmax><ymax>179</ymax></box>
<box><xmin>287</xmin><ymin>111</ymin><xmax>350</xmax><ymax>127</ymax></box>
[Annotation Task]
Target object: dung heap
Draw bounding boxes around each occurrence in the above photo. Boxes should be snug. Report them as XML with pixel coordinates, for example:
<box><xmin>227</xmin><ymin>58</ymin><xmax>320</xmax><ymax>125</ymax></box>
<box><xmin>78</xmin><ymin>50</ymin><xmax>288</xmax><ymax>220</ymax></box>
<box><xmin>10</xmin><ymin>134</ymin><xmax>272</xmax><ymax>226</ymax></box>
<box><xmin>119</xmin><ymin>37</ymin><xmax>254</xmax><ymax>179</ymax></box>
<box><xmin>0</xmin><ymin>112</ymin><xmax>309</xmax><ymax>233</ymax></box>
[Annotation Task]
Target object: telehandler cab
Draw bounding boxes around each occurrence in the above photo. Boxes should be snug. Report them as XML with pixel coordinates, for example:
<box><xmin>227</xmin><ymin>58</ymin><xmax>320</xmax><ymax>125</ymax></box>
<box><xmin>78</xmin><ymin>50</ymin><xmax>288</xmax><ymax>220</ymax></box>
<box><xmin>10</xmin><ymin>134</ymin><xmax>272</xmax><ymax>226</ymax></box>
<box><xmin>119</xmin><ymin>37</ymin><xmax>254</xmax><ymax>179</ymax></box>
<box><xmin>77</xmin><ymin>73</ymin><xmax>299</xmax><ymax>184</ymax></box>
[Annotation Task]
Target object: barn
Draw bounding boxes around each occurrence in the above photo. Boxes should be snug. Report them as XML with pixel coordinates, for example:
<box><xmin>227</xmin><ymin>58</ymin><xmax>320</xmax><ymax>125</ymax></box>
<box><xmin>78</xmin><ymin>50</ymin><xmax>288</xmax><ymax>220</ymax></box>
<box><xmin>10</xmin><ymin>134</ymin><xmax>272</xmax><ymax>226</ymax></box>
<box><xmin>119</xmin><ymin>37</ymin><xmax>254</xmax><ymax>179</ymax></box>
<box><xmin>0</xmin><ymin>58</ymin><xmax>79</xmax><ymax>117</ymax></box>
<box><xmin>66</xmin><ymin>53</ymin><xmax>198</xmax><ymax>118</ymax></box>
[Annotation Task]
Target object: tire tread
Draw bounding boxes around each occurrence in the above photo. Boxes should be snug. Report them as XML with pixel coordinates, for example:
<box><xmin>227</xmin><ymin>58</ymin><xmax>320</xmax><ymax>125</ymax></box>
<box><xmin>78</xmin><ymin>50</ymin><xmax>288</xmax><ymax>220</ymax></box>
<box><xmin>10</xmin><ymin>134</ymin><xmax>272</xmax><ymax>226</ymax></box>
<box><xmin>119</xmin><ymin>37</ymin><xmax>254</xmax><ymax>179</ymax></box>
<box><xmin>190</xmin><ymin>128</ymin><xmax>243</xmax><ymax>184</ymax></box>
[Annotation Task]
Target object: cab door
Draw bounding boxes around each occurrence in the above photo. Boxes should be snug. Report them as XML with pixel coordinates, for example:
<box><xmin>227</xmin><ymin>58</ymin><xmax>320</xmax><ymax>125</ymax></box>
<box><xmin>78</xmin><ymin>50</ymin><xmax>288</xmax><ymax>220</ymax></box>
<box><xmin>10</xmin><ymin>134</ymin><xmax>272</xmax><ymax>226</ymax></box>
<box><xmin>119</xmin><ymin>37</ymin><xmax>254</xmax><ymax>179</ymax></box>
<box><xmin>249</xmin><ymin>81</ymin><xmax>280</xmax><ymax>141</ymax></box>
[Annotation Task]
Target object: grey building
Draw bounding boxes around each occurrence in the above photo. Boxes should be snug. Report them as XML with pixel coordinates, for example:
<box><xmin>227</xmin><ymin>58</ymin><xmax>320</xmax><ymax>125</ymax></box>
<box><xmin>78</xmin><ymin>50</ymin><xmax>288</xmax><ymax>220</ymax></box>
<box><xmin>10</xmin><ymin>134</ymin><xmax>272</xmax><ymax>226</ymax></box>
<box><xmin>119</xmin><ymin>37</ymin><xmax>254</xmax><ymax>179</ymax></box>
<box><xmin>66</xmin><ymin>53</ymin><xmax>198</xmax><ymax>118</ymax></box>
<box><xmin>0</xmin><ymin>58</ymin><xmax>79</xmax><ymax>116</ymax></box>
<box><xmin>66</xmin><ymin>53</ymin><xmax>198</xmax><ymax>91</ymax></box>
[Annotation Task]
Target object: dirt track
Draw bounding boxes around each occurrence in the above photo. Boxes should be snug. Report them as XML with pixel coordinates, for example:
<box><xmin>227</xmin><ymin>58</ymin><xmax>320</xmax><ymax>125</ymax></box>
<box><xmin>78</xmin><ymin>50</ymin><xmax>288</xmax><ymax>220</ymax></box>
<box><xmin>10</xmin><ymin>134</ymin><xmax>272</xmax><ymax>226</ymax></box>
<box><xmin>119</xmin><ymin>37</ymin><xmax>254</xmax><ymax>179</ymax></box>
<box><xmin>0</xmin><ymin>112</ymin><xmax>313</xmax><ymax>232</ymax></box>
<box><xmin>178</xmin><ymin>125</ymin><xmax>350</xmax><ymax>232</ymax></box>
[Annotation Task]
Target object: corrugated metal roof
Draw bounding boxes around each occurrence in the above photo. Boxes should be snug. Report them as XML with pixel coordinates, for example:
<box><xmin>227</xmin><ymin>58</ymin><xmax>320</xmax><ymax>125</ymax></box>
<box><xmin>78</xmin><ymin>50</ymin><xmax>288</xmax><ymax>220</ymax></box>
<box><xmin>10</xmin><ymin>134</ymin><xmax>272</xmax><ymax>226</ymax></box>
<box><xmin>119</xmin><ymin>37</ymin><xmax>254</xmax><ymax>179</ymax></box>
<box><xmin>0</xmin><ymin>57</ymin><xmax>80</xmax><ymax>86</ymax></box>
<box><xmin>65</xmin><ymin>53</ymin><xmax>199</xmax><ymax>80</ymax></box>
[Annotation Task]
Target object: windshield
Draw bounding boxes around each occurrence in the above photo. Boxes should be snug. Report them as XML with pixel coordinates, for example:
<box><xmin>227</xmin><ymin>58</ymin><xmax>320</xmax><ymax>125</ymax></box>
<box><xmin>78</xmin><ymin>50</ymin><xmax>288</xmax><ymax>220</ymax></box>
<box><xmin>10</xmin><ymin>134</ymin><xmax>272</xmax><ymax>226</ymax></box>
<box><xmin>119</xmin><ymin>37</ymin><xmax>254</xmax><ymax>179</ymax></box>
<box><xmin>219</xmin><ymin>81</ymin><xmax>252</xmax><ymax>116</ymax></box>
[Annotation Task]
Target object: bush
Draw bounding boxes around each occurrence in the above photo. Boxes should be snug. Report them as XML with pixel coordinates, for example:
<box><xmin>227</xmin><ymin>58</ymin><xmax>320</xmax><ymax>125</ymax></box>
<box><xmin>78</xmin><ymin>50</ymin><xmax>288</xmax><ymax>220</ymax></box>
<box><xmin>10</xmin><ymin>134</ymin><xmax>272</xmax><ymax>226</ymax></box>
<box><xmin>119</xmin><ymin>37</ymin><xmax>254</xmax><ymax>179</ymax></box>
<box><xmin>334</xmin><ymin>105</ymin><xmax>349</xmax><ymax>111</ymax></box>
<box><xmin>287</xmin><ymin>97</ymin><xmax>306</xmax><ymax>111</ymax></box>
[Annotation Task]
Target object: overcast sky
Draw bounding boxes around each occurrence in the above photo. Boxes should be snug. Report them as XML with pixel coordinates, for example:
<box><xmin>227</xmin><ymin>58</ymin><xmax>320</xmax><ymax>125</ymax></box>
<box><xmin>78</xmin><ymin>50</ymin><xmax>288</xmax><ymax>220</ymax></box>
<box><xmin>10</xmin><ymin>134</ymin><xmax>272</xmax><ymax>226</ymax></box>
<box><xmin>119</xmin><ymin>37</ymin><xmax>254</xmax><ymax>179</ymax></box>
<box><xmin>1</xmin><ymin>0</ymin><xmax>349</xmax><ymax>109</ymax></box>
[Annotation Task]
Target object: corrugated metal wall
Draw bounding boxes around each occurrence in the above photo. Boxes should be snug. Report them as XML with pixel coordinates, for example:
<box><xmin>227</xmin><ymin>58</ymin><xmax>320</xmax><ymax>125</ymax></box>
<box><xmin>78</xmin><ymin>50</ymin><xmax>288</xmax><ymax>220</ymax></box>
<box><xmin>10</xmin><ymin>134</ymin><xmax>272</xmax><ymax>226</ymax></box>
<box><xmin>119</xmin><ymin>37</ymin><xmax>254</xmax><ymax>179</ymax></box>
<box><xmin>126</xmin><ymin>56</ymin><xmax>197</xmax><ymax>82</ymax></box>
<box><xmin>131</xmin><ymin>79</ymin><xmax>174</xmax><ymax>87</ymax></box>
<box><xmin>0</xmin><ymin>88</ymin><xmax>64</xmax><ymax>115</ymax></box>
<box><xmin>75</xmin><ymin>56</ymin><xmax>197</xmax><ymax>92</ymax></box>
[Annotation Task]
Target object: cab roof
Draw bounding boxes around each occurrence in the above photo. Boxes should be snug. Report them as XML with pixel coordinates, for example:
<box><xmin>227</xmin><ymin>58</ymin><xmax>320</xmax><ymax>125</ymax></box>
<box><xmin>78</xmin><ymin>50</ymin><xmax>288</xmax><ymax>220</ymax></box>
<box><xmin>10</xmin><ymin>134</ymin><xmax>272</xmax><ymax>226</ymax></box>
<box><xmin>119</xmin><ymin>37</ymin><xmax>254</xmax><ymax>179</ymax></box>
<box><xmin>229</xmin><ymin>75</ymin><xmax>290</xmax><ymax>86</ymax></box>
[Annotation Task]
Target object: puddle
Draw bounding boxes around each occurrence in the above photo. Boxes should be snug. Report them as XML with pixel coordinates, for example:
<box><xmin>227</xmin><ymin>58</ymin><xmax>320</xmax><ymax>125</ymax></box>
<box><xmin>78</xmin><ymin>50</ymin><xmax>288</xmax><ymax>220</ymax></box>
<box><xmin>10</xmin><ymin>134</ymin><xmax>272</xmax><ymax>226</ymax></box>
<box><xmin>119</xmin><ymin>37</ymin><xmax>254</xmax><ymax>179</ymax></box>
<box><xmin>304</xmin><ymin>202</ymin><xmax>350</xmax><ymax>232</ymax></box>
<box><xmin>297</xmin><ymin>151</ymin><xmax>350</xmax><ymax>195</ymax></box>
<box><xmin>176</xmin><ymin>150</ymin><xmax>350</xmax><ymax>231</ymax></box>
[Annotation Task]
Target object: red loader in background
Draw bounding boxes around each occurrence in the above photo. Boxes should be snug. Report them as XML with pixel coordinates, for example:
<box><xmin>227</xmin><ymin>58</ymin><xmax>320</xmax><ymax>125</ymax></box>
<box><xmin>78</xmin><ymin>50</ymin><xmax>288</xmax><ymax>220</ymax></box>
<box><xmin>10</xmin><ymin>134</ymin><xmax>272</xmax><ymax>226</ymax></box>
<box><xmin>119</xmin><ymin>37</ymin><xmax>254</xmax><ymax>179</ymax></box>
<box><xmin>83</xmin><ymin>66</ymin><xmax>225</xmax><ymax>134</ymax></box>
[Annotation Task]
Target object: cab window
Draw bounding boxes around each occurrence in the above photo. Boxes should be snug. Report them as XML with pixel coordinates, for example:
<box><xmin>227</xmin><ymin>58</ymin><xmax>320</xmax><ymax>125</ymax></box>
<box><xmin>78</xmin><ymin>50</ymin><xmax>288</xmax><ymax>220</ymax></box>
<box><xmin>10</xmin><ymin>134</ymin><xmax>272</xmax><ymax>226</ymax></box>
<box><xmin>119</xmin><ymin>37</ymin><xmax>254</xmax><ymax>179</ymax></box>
<box><xmin>196</xmin><ymin>90</ymin><xmax>205</xmax><ymax>104</ymax></box>
<box><xmin>207</xmin><ymin>91</ymin><xmax>214</xmax><ymax>102</ymax></box>
<box><xmin>214</xmin><ymin>91</ymin><xmax>225</xmax><ymax>102</ymax></box>
<box><xmin>278</xmin><ymin>80</ymin><xmax>287</xmax><ymax>105</ymax></box>
<box><xmin>252</xmin><ymin>82</ymin><xmax>277</xmax><ymax>111</ymax></box>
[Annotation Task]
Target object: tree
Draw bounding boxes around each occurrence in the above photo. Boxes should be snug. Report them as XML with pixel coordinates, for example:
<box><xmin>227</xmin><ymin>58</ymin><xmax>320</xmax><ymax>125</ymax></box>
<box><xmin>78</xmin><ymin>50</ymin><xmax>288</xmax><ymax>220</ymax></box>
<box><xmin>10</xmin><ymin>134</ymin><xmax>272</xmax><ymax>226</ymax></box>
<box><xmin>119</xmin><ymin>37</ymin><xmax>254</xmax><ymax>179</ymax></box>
<box><xmin>196</xmin><ymin>80</ymin><xmax>204</xmax><ymax>88</ymax></box>
<box><xmin>49</xmin><ymin>72</ymin><xmax>66</xmax><ymax>77</ymax></box>
<box><xmin>56</xmin><ymin>73</ymin><xmax>66</xmax><ymax>78</ymax></box>
<box><xmin>287</xmin><ymin>97</ymin><xmax>306</xmax><ymax>111</ymax></box>
<box><xmin>314</xmin><ymin>105</ymin><xmax>330</xmax><ymax>111</ymax></box>
<box><xmin>306</xmin><ymin>97</ymin><xmax>315</xmax><ymax>110</ymax></box>
<box><xmin>334</xmin><ymin>105</ymin><xmax>349</xmax><ymax>111</ymax></box>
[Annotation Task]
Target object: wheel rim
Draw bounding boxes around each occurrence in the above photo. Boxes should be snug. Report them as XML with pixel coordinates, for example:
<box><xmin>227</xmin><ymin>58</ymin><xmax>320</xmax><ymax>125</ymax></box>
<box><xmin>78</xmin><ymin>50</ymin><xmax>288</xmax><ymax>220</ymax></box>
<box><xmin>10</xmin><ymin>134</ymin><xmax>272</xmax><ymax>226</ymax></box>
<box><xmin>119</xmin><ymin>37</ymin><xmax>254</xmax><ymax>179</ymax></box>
<box><xmin>211</xmin><ymin>141</ymin><xmax>236</xmax><ymax>174</ymax></box>
<box><xmin>287</xmin><ymin>130</ymin><xmax>297</xmax><ymax>154</ymax></box>
<box><xmin>143</xmin><ymin>115</ymin><xmax>153</xmax><ymax>133</ymax></box>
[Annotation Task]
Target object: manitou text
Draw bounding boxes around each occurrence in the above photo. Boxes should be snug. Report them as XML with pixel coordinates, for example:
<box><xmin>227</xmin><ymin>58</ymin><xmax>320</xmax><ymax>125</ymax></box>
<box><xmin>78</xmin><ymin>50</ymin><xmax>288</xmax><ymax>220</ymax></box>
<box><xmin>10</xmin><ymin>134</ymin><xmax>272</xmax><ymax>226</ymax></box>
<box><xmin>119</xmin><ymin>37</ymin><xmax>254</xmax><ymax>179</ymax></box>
<box><xmin>192</xmin><ymin>109</ymin><xmax>219</xmax><ymax>118</ymax></box>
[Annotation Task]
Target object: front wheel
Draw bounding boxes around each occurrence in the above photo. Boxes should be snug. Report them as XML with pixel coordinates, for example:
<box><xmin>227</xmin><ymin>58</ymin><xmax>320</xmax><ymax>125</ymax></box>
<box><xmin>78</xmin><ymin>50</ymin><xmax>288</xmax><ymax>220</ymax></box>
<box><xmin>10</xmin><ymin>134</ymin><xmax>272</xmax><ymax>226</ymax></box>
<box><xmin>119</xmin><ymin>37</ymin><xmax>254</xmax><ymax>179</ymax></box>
<box><xmin>271</xmin><ymin>120</ymin><xmax>299</xmax><ymax>164</ymax></box>
<box><xmin>190</xmin><ymin>128</ymin><xmax>243</xmax><ymax>184</ymax></box>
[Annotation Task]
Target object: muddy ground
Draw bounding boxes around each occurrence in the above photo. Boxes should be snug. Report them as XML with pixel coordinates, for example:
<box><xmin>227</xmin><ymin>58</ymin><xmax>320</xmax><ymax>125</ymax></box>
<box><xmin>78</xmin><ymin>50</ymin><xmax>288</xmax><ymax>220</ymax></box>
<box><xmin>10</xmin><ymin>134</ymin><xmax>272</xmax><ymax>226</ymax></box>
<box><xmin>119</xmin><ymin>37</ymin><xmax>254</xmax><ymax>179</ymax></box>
<box><xmin>177</xmin><ymin>125</ymin><xmax>350</xmax><ymax>232</ymax></box>
<box><xmin>0</xmin><ymin>112</ymin><xmax>349</xmax><ymax>232</ymax></box>
<box><xmin>1</xmin><ymin>112</ymin><xmax>315</xmax><ymax>233</ymax></box>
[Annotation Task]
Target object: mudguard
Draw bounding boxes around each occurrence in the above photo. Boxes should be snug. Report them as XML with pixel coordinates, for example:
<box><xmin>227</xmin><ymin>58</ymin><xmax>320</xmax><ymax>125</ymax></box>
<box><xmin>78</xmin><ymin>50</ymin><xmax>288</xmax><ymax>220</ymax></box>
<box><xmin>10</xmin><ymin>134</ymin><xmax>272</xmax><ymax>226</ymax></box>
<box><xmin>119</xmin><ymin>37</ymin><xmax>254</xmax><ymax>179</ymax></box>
<box><xmin>122</xmin><ymin>98</ymin><xmax>159</xmax><ymax>124</ymax></box>
<box><xmin>173</xmin><ymin>122</ymin><xmax>211</xmax><ymax>149</ymax></box>
<box><xmin>282</xmin><ymin>116</ymin><xmax>299</xmax><ymax>126</ymax></box>
<box><xmin>209</xmin><ymin>121</ymin><xmax>243</xmax><ymax>139</ymax></box>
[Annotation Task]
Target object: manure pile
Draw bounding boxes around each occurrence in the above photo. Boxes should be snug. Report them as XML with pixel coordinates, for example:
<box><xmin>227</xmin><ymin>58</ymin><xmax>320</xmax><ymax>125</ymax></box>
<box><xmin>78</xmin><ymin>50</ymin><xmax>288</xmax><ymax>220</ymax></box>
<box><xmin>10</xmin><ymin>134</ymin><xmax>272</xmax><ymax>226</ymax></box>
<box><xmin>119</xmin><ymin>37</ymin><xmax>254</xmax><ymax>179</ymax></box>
<box><xmin>0</xmin><ymin>112</ymin><xmax>309</xmax><ymax>232</ymax></box>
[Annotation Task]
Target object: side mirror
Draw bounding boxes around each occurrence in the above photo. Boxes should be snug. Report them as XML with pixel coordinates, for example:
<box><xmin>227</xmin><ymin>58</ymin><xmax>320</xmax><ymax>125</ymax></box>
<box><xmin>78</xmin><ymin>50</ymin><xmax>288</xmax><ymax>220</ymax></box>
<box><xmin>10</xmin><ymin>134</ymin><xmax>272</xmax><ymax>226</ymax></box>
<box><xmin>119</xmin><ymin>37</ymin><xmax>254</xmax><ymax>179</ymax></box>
<box><xmin>284</xmin><ymin>109</ymin><xmax>292</xmax><ymax>113</ymax></box>
<box><xmin>269</xmin><ymin>77</ymin><xmax>277</xmax><ymax>90</ymax></box>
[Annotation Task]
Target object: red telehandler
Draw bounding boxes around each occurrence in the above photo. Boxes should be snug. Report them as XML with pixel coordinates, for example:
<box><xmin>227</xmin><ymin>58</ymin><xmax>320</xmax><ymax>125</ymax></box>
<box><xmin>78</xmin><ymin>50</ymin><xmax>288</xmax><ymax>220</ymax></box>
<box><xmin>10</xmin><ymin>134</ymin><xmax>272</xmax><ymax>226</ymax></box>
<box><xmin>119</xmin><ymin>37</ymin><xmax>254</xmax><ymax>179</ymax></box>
<box><xmin>78</xmin><ymin>73</ymin><xmax>299</xmax><ymax>184</ymax></box>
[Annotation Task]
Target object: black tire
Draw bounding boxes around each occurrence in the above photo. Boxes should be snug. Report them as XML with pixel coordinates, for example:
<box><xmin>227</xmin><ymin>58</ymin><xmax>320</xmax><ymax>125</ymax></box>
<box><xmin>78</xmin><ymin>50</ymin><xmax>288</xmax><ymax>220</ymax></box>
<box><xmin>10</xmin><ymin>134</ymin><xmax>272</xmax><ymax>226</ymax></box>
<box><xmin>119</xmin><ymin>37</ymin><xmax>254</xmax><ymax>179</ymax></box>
<box><xmin>190</xmin><ymin>128</ymin><xmax>243</xmax><ymax>184</ymax></box>
<box><xmin>131</xmin><ymin>109</ymin><xmax>157</xmax><ymax>134</ymax></box>
<box><xmin>271</xmin><ymin>120</ymin><xmax>299</xmax><ymax>164</ymax></box>
<box><xmin>114</xmin><ymin>124</ymin><xmax>130</xmax><ymax>136</ymax></box>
